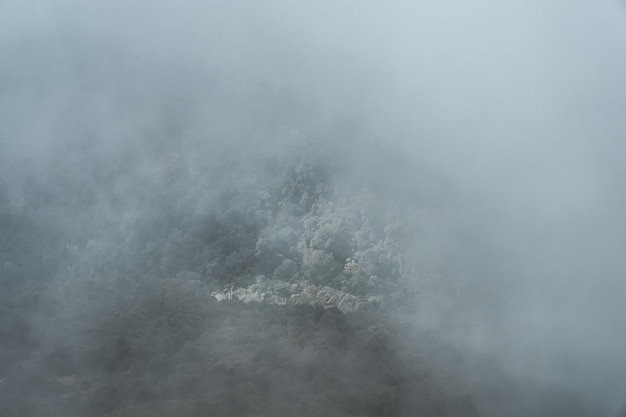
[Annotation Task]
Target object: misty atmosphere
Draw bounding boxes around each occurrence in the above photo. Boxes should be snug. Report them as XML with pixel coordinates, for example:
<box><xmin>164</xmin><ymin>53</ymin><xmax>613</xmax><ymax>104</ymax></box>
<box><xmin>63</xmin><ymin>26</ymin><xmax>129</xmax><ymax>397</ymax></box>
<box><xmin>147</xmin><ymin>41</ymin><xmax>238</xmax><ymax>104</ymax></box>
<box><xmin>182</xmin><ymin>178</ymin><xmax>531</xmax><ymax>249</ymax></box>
<box><xmin>1</xmin><ymin>1</ymin><xmax>626</xmax><ymax>416</ymax></box>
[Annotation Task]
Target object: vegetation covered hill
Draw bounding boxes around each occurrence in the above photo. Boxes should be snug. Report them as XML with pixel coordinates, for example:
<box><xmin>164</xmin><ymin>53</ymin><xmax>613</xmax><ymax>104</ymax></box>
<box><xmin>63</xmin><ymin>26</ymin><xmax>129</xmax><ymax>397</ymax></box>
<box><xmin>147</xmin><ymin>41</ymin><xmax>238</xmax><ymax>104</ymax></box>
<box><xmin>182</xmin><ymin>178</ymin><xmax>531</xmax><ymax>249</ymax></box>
<box><xmin>0</xmin><ymin>82</ymin><xmax>477</xmax><ymax>415</ymax></box>
<box><xmin>0</xmin><ymin>35</ymin><xmax>603</xmax><ymax>417</ymax></box>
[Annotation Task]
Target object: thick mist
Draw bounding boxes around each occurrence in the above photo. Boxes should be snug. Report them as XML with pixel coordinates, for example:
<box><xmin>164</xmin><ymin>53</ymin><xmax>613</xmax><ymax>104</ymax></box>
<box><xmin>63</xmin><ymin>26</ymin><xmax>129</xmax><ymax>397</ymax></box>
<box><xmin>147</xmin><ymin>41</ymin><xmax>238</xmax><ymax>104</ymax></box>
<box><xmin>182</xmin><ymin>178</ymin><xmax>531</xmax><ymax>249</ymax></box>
<box><xmin>2</xmin><ymin>0</ymin><xmax>626</xmax><ymax>416</ymax></box>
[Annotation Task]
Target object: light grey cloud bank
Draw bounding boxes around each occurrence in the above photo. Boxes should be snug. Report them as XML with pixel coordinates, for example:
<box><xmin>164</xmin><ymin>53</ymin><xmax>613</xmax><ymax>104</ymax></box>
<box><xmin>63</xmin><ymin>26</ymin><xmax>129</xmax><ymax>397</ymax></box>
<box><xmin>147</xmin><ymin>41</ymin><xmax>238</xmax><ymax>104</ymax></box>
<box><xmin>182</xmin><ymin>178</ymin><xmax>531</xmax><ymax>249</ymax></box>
<box><xmin>2</xmin><ymin>0</ymin><xmax>626</xmax><ymax>415</ymax></box>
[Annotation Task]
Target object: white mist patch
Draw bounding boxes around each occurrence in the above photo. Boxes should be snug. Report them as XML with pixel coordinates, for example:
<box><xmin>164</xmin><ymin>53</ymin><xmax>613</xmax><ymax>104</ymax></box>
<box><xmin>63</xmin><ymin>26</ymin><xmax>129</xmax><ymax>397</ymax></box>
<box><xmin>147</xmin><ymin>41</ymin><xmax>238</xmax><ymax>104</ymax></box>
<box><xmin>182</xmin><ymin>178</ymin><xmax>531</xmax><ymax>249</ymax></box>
<box><xmin>210</xmin><ymin>275</ymin><xmax>383</xmax><ymax>313</ymax></box>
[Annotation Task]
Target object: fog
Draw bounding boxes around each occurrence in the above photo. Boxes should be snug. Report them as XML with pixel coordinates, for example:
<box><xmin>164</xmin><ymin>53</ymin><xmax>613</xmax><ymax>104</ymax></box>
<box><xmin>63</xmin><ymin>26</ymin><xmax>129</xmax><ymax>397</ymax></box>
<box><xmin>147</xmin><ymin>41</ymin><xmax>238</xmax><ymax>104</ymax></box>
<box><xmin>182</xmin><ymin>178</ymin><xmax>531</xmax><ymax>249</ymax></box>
<box><xmin>2</xmin><ymin>0</ymin><xmax>626</xmax><ymax>416</ymax></box>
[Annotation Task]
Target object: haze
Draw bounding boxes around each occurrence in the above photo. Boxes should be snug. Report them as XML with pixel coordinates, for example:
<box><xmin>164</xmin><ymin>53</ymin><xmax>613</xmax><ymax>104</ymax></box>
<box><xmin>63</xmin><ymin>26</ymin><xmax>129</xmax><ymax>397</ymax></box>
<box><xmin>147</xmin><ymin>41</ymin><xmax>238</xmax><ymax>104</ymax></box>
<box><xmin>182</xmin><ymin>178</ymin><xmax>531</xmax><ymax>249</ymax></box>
<box><xmin>1</xmin><ymin>0</ymin><xmax>626</xmax><ymax>416</ymax></box>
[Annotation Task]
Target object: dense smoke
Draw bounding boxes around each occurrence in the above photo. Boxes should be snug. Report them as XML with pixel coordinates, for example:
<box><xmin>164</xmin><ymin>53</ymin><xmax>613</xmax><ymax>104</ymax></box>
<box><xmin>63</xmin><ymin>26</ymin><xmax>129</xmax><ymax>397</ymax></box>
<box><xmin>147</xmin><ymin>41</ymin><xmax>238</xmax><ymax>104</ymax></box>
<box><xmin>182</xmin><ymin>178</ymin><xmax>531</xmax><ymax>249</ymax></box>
<box><xmin>1</xmin><ymin>1</ymin><xmax>626</xmax><ymax>416</ymax></box>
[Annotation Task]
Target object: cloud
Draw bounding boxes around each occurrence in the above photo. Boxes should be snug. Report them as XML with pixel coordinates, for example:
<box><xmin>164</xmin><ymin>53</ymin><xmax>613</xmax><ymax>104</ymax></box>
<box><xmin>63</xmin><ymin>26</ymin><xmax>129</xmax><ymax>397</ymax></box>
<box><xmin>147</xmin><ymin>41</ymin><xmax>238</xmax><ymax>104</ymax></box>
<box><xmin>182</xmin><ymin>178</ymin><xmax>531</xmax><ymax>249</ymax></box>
<box><xmin>2</xmin><ymin>0</ymin><xmax>626</xmax><ymax>414</ymax></box>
